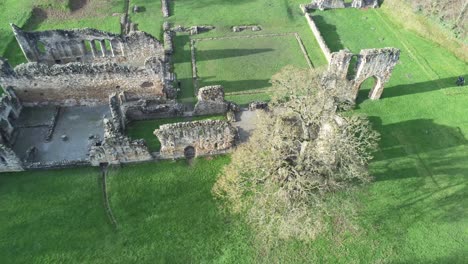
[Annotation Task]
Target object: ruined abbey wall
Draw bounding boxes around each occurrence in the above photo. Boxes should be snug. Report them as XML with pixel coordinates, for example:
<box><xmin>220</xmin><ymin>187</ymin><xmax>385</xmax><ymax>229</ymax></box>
<box><xmin>0</xmin><ymin>57</ymin><xmax>172</xmax><ymax>106</ymax></box>
<box><xmin>305</xmin><ymin>0</ymin><xmax>379</xmax><ymax>10</ymax></box>
<box><xmin>89</xmin><ymin>118</ymin><xmax>153</xmax><ymax>166</ymax></box>
<box><xmin>327</xmin><ymin>48</ymin><xmax>400</xmax><ymax>100</ymax></box>
<box><xmin>11</xmin><ymin>24</ymin><xmax>165</xmax><ymax>67</ymax></box>
<box><xmin>193</xmin><ymin>85</ymin><xmax>229</xmax><ymax>116</ymax></box>
<box><xmin>154</xmin><ymin>120</ymin><xmax>238</xmax><ymax>159</ymax></box>
<box><xmin>0</xmin><ymin>88</ymin><xmax>22</xmax><ymax>145</ymax></box>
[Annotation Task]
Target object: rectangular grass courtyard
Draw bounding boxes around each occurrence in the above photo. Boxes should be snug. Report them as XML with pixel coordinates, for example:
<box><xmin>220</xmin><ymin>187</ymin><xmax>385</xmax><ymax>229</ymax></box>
<box><xmin>194</xmin><ymin>35</ymin><xmax>311</xmax><ymax>105</ymax></box>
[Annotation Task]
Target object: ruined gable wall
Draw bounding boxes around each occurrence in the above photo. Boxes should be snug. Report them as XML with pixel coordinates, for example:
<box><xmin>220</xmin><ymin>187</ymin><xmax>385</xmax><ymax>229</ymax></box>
<box><xmin>353</xmin><ymin>48</ymin><xmax>400</xmax><ymax>99</ymax></box>
<box><xmin>0</xmin><ymin>58</ymin><xmax>168</xmax><ymax>106</ymax></box>
<box><xmin>154</xmin><ymin>120</ymin><xmax>237</xmax><ymax>159</ymax></box>
<box><xmin>11</xmin><ymin>24</ymin><xmax>165</xmax><ymax>67</ymax></box>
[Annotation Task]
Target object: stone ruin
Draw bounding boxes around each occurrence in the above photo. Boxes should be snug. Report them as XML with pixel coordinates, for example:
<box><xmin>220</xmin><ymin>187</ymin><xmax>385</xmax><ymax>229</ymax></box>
<box><xmin>154</xmin><ymin>120</ymin><xmax>238</xmax><ymax>159</ymax></box>
<box><xmin>232</xmin><ymin>25</ymin><xmax>262</xmax><ymax>32</ymax></box>
<box><xmin>0</xmin><ymin>24</ymin><xmax>174</xmax><ymax>106</ymax></box>
<box><xmin>0</xmin><ymin>24</ymin><xmax>182</xmax><ymax>172</ymax></box>
<box><xmin>89</xmin><ymin>118</ymin><xmax>153</xmax><ymax>166</ymax></box>
<box><xmin>305</xmin><ymin>0</ymin><xmax>379</xmax><ymax>10</ymax></box>
<box><xmin>325</xmin><ymin>48</ymin><xmax>400</xmax><ymax>100</ymax></box>
<box><xmin>0</xmin><ymin>88</ymin><xmax>24</xmax><ymax>172</ymax></box>
<box><xmin>193</xmin><ymin>85</ymin><xmax>230</xmax><ymax>116</ymax></box>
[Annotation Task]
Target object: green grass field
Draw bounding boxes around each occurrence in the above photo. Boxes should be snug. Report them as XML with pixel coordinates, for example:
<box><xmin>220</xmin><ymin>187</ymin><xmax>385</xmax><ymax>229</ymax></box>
<box><xmin>194</xmin><ymin>35</ymin><xmax>309</xmax><ymax>103</ymax></box>
<box><xmin>0</xmin><ymin>0</ymin><xmax>467</xmax><ymax>263</ymax></box>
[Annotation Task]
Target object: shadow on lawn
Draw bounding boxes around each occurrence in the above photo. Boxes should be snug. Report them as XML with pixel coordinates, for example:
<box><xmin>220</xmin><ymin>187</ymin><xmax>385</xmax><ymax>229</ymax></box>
<box><xmin>196</xmin><ymin>48</ymin><xmax>274</xmax><ymax>61</ymax></box>
<box><xmin>363</xmin><ymin>117</ymin><xmax>468</xmax><ymax>254</ymax></box>
<box><xmin>382</xmin><ymin>76</ymin><xmax>467</xmax><ymax>98</ymax></box>
<box><xmin>354</xmin><ymin>75</ymin><xmax>466</xmax><ymax>104</ymax></box>
<box><xmin>311</xmin><ymin>15</ymin><xmax>345</xmax><ymax>52</ymax></box>
<box><xmin>369</xmin><ymin>117</ymin><xmax>467</xmax><ymax>163</ymax></box>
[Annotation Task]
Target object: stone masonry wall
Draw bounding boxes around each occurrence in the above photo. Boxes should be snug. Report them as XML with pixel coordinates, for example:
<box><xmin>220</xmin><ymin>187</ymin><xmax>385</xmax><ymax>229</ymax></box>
<box><xmin>327</xmin><ymin>48</ymin><xmax>400</xmax><ymax>100</ymax></box>
<box><xmin>0</xmin><ymin>87</ymin><xmax>22</xmax><ymax>145</ymax></box>
<box><xmin>0</xmin><ymin>144</ymin><xmax>24</xmax><ymax>172</ymax></box>
<box><xmin>353</xmin><ymin>48</ymin><xmax>401</xmax><ymax>99</ymax></box>
<box><xmin>193</xmin><ymin>85</ymin><xmax>229</xmax><ymax>116</ymax></box>
<box><xmin>0</xmin><ymin>57</ymin><xmax>171</xmax><ymax>106</ymax></box>
<box><xmin>154</xmin><ymin>120</ymin><xmax>237</xmax><ymax>159</ymax></box>
<box><xmin>300</xmin><ymin>8</ymin><xmax>332</xmax><ymax>62</ymax></box>
<box><xmin>305</xmin><ymin>0</ymin><xmax>378</xmax><ymax>10</ymax></box>
<box><xmin>11</xmin><ymin>24</ymin><xmax>165</xmax><ymax>67</ymax></box>
<box><xmin>89</xmin><ymin>118</ymin><xmax>153</xmax><ymax>166</ymax></box>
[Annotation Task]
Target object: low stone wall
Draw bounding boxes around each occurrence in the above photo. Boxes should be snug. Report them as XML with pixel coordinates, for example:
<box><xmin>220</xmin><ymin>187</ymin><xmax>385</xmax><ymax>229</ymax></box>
<box><xmin>301</xmin><ymin>10</ymin><xmax>332</xmax><ymax>62</ymax></box>
<box><xmin>304</xmin><ymin>0</ymin><xmax>379</xmax><ymax>10</ymax></box>
<box><xmin>161</xmin><ymin>0</ymin><xmax>170</xmax><ymax>17</ymax></box>
<box><xmin>154</xmin><ymin>120</ymin><xmax>237</xmax><ymax>159</ymax></box>
<box><xmin>122</xmin><ymin>99</ymin><xmax>184</xmax><ymax>120</ymax></box>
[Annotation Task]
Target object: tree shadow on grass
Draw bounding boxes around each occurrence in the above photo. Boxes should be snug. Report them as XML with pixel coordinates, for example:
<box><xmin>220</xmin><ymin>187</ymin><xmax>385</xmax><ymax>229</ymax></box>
<box><xmin>354</xmin><ymin>75</ymin><xmax>466</xmax><ymax>104</ymax></box>
<box><xmin>196</xmin><ymin>48</ymin><xmax>274</xmax><ymax>62</ymax></box>
<box><xmin>360</xmin><ymin>117</ymin><xmax>468</xmax><ymax>256</ymax></box>
<box><xmin>369</xmin><ymin>117</ymin><xmax>467</xmax><ymax>163</ymax></box>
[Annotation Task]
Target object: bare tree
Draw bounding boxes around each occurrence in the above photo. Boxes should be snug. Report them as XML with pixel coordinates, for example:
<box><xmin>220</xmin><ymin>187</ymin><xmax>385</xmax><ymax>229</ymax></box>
<box><xmin>213</xmin><ymin>66</ymin><xmax>379</xmax><ymax>244</ymax></box>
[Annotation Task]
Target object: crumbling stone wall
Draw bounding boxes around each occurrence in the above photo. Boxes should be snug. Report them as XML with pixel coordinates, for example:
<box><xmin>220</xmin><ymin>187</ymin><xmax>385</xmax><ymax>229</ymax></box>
<box><xmin>304</xmin><ymin>0</ymin><xmax>378</xmax><ymax>10</ymax></box>
<box><xmin>89</xmin><ymin>118</ymin><xmax>153</xmax><ymax>166</ymax></box>
<box><xmin>11</xmin><ymin>24</ymin><xmax>165</xmax><ymax>67</ymax></box>
<box><xmin>115</xmin><ymin>91</ymin><xmax>184</xmax><ymax>120</ymax></box>
<box><xmin>327</xmin><ymin>48</ymin><xmax>400</xmax><ymax>100</ymax></box>
<box><xmin>154</xmin><ymin>120</ymin><xmax>237</xmax><ymax>159</ymax></box>
<box><xmin>302</xmin><ymin>13</ymin><xmax>332</xmax><ymax>62</ymax></box>
<box><xmin>0</xmin><ymin>144</ymin><xmax>24</xmax><ymax>172</ymax></box>
<box><xmin>353</xmin><ymin>48</ymin><xmax>401</xmax><ymax>99</ymax></box>
<box><xmin>109</xmin><ymin>93</ymin><xmax>126</xmax><ymax>132</ymax></box>
<box><xmin>306</xmin><ymin>0</ymin><xmax>345</xmax><ymax>10</ymax></box>
<box><xmin>0</xmin><ymin>57</ymin><xmax>173</xmax><ymax>106</ymax></box>
<box><xmin>351</xmin><ymin>0</ymin><xmax>379</xmax><ymax>8</ymax></box>
<box><xmin>193</xmin><ymin>85</ymin><xmax>229</xmax><ymax>115</ymax></box>
<box><xmin>0</xmin><ymin>87</ymin><xmax>22</xmax><ymax>145</ymax></box>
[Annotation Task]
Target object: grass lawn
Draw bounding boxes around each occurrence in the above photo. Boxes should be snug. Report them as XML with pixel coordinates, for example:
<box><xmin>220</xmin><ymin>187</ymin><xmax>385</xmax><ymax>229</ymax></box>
<box><xmin>126</xmin><ymin>115</ymin><xmax>226</xmax><ymax>152</ymax></box>
<box><xmin>310</xmin><ymin>8</ymin><xmax>468</xmax><ymax>263</ymax></box>
<box><xmin>0</xmin><ymin>0</ymin><xmax>467</xmax><ymax>263</ymax></box>
<box><xmin>194</xmin><ymin>35</ymin><xmax>309</xmax><ymax>103</ymax></box>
